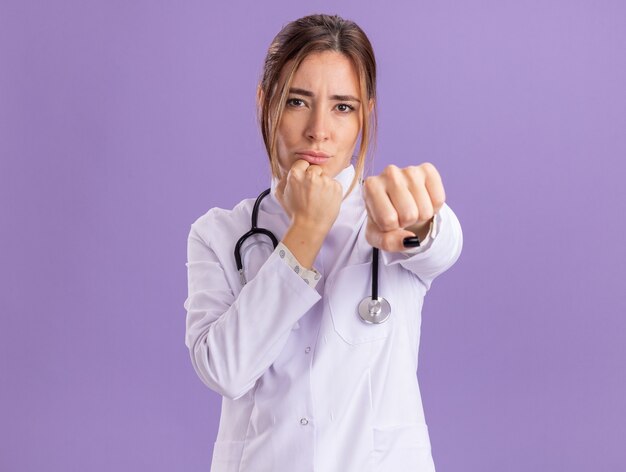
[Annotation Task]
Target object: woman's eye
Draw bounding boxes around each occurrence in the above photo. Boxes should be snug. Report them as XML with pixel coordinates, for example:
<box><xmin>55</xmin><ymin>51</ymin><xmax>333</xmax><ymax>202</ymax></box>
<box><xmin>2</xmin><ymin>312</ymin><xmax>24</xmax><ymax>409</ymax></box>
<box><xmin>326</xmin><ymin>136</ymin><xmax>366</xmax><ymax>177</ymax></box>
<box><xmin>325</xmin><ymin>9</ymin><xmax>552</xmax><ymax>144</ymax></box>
<box><xmin>287</xmin><ymin>98</ymin><xmax>305</xmax><ymax>107</ymax></box>
<box><xmin>336</xmin><ymin>103</ymin><xmax>355</xmax><ymax>113</ymax></box>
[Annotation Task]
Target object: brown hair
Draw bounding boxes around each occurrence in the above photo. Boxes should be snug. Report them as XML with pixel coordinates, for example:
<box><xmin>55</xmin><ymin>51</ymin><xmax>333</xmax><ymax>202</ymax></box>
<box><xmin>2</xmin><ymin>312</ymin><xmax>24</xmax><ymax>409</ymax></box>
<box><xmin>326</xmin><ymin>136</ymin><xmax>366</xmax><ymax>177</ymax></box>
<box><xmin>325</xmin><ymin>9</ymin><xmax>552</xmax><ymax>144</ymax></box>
<box><xmin>258</xmin><ymin>14</ymin><xmax>377</xmax><ymax>196</ymax></box>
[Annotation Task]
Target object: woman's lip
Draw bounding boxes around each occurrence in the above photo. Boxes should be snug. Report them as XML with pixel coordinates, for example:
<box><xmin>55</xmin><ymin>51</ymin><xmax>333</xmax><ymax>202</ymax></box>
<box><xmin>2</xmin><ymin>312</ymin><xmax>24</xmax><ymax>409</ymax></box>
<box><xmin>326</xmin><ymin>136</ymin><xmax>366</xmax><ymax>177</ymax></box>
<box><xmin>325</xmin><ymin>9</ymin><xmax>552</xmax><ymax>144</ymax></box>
<box><xmin>296</xmin><ymin>150</ymin><xmax>330</xmax><ymax>158</ymax></box>
<box><xmin>295</xmin><ymin>152</ymin><xmax>330</xmax><ymax>164</ymax></box>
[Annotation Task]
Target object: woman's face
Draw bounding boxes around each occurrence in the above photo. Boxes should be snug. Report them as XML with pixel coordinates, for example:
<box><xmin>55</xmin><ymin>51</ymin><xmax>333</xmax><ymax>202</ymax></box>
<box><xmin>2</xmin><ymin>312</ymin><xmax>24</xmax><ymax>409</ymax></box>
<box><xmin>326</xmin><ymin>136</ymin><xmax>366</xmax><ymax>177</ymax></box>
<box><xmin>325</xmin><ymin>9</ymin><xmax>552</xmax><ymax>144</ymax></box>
<box><xmin>275</xmin><ymin>51</ymin><xmax>363</xmax><ymax>179</ymax></box>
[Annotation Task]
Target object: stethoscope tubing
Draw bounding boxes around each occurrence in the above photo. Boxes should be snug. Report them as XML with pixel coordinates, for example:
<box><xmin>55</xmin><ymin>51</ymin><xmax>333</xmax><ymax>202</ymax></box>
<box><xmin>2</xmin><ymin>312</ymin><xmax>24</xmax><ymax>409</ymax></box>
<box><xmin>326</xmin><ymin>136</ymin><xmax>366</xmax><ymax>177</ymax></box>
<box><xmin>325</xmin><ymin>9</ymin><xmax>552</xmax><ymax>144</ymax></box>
<box><xmin>235</xmin><ymin>188</ymin><xmax>392</xmax><ymax>324</ymax></box>
<box><xmin>234</xmin><ymin>189</ymin><xmax>278</xmax><ymax>285</ymax></box>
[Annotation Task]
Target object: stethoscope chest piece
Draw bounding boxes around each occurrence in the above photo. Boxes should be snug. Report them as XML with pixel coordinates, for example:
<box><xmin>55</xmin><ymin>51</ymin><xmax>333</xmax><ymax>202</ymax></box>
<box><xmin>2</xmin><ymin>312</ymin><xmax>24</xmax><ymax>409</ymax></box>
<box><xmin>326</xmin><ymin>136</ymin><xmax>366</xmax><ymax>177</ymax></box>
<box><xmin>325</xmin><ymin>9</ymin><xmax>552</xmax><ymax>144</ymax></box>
<box><xmin>358</xmin><ymin>296</ymin><xmax>391</xmax><ymax>324</ymax></box>
<box><xmin>357</xmin><ymin>247</ymin><xmax>391</xmax><ymax>324</ymax></box>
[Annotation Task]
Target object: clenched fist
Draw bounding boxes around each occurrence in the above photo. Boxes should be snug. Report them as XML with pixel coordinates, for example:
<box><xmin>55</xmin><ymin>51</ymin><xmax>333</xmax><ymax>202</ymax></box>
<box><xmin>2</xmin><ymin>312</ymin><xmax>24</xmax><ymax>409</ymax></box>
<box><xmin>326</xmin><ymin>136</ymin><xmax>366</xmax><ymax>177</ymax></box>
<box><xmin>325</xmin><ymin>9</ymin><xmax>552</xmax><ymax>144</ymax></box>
<box><xmin>363</xmin><ymin>163</ymin><xmax>446</xmax><ymax>252</ymax></box>
<box><xmin>276</xmin><ymin>159</ymin><xmax>343</xmax><ymax>234</ymax></box>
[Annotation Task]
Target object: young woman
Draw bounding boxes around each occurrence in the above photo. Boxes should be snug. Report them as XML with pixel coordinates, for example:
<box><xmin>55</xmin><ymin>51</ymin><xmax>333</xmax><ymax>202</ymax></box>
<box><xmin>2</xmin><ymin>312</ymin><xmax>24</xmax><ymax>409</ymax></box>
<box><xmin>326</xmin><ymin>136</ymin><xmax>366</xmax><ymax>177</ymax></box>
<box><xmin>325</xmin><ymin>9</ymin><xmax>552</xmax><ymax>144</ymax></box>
<box><xmin>185</xmin><ymin>14</ymin><xmax>463</xmax><ymax>472</ymax></box>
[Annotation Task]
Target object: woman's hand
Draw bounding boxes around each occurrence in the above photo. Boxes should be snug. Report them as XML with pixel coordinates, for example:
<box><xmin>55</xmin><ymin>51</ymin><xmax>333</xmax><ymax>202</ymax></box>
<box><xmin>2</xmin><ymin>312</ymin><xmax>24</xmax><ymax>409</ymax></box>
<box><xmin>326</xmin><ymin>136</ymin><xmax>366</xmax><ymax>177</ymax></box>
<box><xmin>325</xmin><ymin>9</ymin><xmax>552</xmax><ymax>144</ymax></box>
<box><xmin>276</xmin><ymin>159</ymin><xmax>343</xmax><ymax>234</ymax></box>
<box><xmin>276</xmin><ymin>159</ymin><xmax>343</xmax><ymax>269</ymax></box>
<box><xmin>363</xmin><ymin>163</ymin><xmax>446</xmax><ymax>252</ymax></box>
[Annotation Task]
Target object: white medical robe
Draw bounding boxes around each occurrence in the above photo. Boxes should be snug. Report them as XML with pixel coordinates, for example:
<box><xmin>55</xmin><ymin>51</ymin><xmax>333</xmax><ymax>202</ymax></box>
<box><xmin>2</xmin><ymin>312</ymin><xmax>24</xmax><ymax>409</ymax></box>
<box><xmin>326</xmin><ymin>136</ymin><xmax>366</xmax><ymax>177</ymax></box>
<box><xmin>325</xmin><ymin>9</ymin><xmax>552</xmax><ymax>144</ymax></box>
<box><xmin>184</xmin><ymin>165</ymin><xmax>463</xmax><ymax>472</ymax></box>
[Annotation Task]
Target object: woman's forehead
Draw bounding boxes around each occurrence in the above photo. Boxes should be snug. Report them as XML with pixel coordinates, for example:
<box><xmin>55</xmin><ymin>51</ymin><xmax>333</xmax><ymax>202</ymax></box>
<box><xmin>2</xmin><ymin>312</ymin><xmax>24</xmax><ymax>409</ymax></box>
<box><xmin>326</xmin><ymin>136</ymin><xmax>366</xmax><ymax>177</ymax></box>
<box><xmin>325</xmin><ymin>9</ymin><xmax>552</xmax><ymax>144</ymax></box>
<box><xmin>279</xmin><ymin>51</ymin><xmax>361</xmax><ymax>95</ymax></box>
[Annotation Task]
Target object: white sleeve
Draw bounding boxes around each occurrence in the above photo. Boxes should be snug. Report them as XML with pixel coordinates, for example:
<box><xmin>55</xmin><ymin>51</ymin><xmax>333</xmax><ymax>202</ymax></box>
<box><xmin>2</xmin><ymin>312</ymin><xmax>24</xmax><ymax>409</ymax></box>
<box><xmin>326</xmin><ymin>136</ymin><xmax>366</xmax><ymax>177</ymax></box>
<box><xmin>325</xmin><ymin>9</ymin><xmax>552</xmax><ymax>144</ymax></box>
<box><xmin>381</xmin><ymin>203</ymin><xmax>463</xmax><ymax>291</ymax></box>
<box><xmin>184</xmin><ymin>224</ymin><xmax>322</xmax><ymax>400</ymax></box>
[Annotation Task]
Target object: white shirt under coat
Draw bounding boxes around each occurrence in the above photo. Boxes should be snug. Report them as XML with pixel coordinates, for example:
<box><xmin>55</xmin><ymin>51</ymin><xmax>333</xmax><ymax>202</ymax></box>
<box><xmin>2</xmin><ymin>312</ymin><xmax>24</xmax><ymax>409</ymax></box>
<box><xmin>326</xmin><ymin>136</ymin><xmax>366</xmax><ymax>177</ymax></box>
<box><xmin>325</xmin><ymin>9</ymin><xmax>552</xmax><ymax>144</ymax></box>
<box><xmin>184</xmin><ymin>165</ymin><xmax>463</xmax><ymax>472</ymax></box>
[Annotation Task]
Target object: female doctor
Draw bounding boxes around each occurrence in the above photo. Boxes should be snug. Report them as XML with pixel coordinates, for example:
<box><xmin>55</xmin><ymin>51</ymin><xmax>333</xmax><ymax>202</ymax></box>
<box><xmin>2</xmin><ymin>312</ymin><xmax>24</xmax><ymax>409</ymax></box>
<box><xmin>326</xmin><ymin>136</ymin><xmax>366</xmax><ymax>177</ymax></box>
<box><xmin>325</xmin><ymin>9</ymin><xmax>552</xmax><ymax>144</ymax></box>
<box><xmin>184</xmin><ymin>13</ymin><xmax>463</xmax><ymax>472</ymax></box>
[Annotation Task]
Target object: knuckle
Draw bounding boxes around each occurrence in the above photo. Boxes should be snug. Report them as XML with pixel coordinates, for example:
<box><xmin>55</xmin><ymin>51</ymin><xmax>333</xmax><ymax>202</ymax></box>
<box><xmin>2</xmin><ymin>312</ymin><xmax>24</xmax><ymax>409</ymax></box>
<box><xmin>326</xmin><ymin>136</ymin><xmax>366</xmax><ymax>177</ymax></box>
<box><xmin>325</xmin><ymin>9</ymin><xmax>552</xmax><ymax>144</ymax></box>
<box><xmin>382</xmin><ymin>164</ymin><xmax>400</xmax><ymax>177</ymax></box>
<box><xmin>399</xmin><ymin>209</ymin><xmax>419</xmax><ymax>227</ymax></box>
<box><xmin>406</xmin><ymin>165</ymin><xmax>424</xmax><ymax>180</ymax></box>
<box><xmin>422</xmin><ymin>162</ymin><xmax>442</xmax><ymax>181</ymax></box>
<box><xmin>420</xmin><ymin>162</ymin><xmax>436</xmax><ymax>173</ymax></box>
<box><xmin>419</xmin><ymin>207</ymin><xmax>434</xmax><ymax>221</ymax></box>
<box><xmin>380</xmin><ymin>213</ymin><xmax>398</xmax><ymax>231</ymax></box>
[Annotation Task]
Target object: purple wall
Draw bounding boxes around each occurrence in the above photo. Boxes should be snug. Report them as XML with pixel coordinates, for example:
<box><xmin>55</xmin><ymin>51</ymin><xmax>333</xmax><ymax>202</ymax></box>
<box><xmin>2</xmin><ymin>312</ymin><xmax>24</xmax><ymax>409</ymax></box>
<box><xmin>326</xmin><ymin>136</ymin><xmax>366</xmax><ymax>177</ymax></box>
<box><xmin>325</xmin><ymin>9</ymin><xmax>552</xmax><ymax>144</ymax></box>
<box><xmin>2</xmin><ymin>1</ymin><xmax>625</xmax><ymax>470</ymax></box>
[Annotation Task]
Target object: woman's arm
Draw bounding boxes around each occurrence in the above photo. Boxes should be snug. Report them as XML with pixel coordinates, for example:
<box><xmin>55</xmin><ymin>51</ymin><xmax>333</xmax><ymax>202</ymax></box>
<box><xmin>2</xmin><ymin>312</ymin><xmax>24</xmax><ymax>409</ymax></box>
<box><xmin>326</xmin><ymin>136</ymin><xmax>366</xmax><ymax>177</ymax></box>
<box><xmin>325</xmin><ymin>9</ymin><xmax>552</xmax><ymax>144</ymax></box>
<box><xmin>281</xmin><ymin>221</ymin><xmax>327</xmax><ymax>269</ymax></box>
<box><xmin>184</xmin><ymin>220</ymin><xmax>321</xmax><ymax>400</ymax></box>
<box><xmin>184</xmin><ymin>160</ymin><xmax>345</xmax><ymax>400</ymax></box>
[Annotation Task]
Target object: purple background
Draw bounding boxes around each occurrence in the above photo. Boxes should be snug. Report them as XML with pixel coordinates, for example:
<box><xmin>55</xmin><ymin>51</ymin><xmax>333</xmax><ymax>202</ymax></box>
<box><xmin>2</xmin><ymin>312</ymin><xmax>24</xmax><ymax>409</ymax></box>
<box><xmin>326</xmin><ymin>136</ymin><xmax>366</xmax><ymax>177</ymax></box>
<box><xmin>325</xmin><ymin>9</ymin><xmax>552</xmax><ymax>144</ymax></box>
<box><xmin>2</xmin><ymin>1</ymin><xmax>625</xmax><ymax>470</ymax></box>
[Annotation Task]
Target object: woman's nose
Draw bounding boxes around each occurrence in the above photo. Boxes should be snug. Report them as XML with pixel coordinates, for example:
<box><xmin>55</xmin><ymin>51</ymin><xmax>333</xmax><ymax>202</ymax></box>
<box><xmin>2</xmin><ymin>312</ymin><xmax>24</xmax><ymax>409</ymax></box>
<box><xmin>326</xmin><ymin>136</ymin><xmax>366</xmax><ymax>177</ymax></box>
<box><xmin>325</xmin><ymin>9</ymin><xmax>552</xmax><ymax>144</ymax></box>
<box><xmin>305</xmin><ymin>108</ymin><xmax>329</xmax><ymax>141</ymax></box>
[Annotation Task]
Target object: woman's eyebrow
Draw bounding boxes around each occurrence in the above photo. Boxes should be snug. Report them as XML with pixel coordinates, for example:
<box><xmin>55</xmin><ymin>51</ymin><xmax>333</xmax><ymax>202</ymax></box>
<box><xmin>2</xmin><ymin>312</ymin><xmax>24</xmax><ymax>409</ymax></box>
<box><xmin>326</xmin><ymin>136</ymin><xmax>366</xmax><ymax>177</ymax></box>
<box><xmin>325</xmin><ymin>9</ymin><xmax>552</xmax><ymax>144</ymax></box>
<box><xmin>289</xmin><ymin>87</ymin><xmax>361</xmax><ymax>103</ymax></box>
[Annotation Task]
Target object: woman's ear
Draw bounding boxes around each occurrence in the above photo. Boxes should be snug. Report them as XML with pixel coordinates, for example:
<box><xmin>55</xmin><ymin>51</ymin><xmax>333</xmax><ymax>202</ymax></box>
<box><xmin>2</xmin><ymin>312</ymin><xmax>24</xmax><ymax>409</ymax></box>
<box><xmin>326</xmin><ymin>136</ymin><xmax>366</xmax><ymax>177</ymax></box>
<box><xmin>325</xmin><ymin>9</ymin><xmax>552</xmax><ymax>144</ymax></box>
<box><xmin>368</xmin><ymin>98</ymin><xmax>375</xmax><ymax>113</ymax></box>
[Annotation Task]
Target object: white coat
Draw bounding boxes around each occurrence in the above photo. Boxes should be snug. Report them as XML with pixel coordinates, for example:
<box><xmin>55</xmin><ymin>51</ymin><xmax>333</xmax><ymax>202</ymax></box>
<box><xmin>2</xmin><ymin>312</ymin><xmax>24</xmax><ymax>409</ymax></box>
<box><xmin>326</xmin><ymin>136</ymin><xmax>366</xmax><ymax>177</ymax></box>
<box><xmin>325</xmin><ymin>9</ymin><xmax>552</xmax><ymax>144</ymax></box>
<box><xmin>184</xmin><ymin>165</ymin><xmax>463</xmax><ymax>472</ymax></box>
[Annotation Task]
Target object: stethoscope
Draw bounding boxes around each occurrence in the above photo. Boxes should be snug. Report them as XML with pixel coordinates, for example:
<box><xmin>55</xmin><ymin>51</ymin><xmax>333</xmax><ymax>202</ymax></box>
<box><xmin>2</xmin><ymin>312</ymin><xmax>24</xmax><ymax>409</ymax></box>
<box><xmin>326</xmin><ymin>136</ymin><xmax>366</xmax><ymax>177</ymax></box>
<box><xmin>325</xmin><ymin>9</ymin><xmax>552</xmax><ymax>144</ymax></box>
<box><xmin>234</xmin><ymin>188</ymin><xmax>404</xmax><ymax>324</ymax></box>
